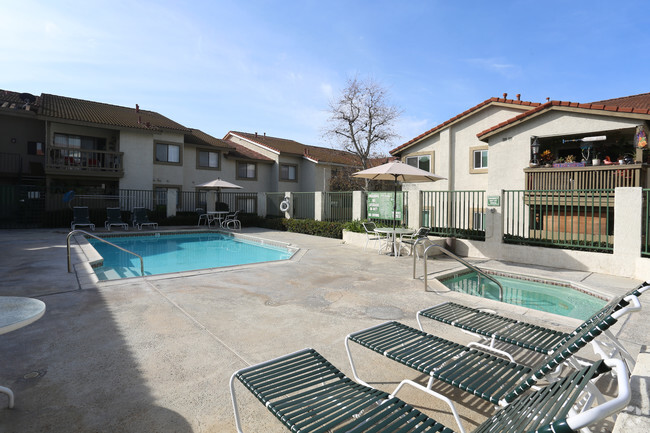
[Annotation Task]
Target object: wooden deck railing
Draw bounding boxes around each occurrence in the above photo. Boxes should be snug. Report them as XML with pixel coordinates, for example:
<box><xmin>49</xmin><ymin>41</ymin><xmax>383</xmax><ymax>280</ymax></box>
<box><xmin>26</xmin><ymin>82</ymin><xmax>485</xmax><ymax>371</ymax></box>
<box><xmin>45</xmin><ymin>146</ymin><xmax>124</xmax><ymax>176</ymax></box>
<box><xmin>524</xmin><ymin>164</ymin><xmax>645</xmax><ymax>191</ymax></box>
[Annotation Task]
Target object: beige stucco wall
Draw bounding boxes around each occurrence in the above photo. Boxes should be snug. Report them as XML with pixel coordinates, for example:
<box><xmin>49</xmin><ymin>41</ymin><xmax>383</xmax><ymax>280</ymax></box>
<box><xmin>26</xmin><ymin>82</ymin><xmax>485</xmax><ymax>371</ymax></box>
<box><xmin>119</xmin><ymin>130</ymin><xmax>155</xmax><ymax>189</ymax></box>
<box><xmin>400</xmin><ymin>104</ymin><xmax>530</xmax><ymax>195</ymax></box>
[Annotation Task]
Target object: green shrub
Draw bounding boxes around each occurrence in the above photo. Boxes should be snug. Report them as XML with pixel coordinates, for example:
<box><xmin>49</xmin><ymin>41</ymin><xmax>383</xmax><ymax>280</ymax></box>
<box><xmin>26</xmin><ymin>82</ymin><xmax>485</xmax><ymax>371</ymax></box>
<box><xmin>284</xmin><ymin>219</ymin><xmax>345</xmax><ymax>239</ymax></box>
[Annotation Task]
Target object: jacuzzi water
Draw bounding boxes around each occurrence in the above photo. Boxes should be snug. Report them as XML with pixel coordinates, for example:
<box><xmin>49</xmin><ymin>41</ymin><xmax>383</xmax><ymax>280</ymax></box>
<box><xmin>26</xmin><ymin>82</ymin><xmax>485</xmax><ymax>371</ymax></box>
<box><xmin>440</xmin><ymin>271</ymin><xmax>606</xmax><ymax>320</ymax></box>
<box><xmin>88</xmin><ymin>232</ymin><xmax>294</xmax><ymax>280</ymax></box>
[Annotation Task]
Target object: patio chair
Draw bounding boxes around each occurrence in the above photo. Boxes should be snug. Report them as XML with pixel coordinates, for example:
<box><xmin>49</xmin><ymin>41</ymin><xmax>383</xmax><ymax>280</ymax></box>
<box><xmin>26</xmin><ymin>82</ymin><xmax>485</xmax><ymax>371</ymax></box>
<box><xmin>344</xmin><ymin>295</ymin><xmax>639</xmax><ymax>413</ymax></box>
<box><xmin>361</xmin><ymin>221</ymin><xmax>385</xmax><ymax>252</ymax></box>
<box><xmin>222</xmin><ymin>210</ymin><xmax>240</xmax><ymax>230</ymax></box>
<box><xmin>132</xmin><ymin>207</ymin><xmax>158</xmax><ymax>230</ymax></box>
<box><xmin>71</xmin><ymin>206</ymin><xmax>95</xmax><ymax>231</ymax></box>
<box><xmin>416</xmin><ymin>280</ymin><xmax>649</xmax><ymax>368</ymax></box>
<box><xmin>399</xmin><ymin>226</ymin><xmax>430</xmax><ymax>257</ymax></box>
<box><xmin>230</xmin><ymin>347</ymin><xmax>630</xmax><ymax>433</ymax></box>
<box><xmin>104</xmin><ymin>207</ymin><xmax>128</xmax><ymax>231</ymax></box>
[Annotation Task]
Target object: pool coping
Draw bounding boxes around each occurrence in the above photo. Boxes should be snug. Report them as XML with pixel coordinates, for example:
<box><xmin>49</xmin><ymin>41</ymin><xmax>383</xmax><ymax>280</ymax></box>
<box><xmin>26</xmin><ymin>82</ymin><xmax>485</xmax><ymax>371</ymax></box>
<box><xmin>70</xmin><ymin>229</ymin><xmax>303</xmax><ymax>287</ymax></box>
<box><xmin>433</xmin><ymin>266</ymin><xmax>611</xmax><ymax>301</ymax></box>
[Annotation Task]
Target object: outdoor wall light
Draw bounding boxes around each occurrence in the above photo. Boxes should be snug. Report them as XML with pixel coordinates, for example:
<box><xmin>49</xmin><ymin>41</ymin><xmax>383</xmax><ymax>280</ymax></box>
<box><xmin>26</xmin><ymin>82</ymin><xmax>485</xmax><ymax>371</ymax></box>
<box><xmin>531</xmin><ymin>136</ymin><xmax>540</xmax><ymax>164</ymax></box>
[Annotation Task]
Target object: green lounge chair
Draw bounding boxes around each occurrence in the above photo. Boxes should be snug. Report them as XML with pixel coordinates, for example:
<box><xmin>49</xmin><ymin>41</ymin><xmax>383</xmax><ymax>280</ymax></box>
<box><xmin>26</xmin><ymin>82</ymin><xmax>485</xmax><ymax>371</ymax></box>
<box><xmin>104</xmin><ymin>207</ymin><xmax>128</xmax><ymax>231</ymax></box>
<box><xmin>416</xmin><ymin>281</ymin><xmax>649</xmax><ymax>368</ymax></box>
<box><xmin>132</xmin><ymin>207</ymin><xmax>158</xmax><ymax>230</ymax></box>
<box><xmin>71</xmin><ymin>206</ymin><xmax>95</xmax><ymax>231</ymax></box>
<box><xmin>230</xmin><ymin>348</ymin><xmax>630</xmax><ymax>433</ymax></box>
<box><xmin>344</xmin><ymin>295</ymin><xmax>639</xmax><ymax>414</ymax></box>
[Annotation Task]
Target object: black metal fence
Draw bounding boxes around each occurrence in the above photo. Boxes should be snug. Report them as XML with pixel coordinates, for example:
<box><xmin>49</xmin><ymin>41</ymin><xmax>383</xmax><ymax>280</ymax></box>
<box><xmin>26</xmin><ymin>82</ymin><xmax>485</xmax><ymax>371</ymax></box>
<box><xmin>420</xmin><ymin>190</ymin><xmax>485</xmax><ymax>240</ymax></box>
<box><xmin>322</xmin><ymin>192</ymin><xmax>353</xmax><ymax>222</ymax></box>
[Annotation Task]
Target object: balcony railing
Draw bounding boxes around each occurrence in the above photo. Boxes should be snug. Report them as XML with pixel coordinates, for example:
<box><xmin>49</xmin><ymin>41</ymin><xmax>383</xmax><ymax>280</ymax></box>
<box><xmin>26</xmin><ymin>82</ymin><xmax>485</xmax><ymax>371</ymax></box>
<box><xmin>524</xmin><ymin>164</ymin><xmax>646</xmax><ymax>193</ymax></box>
<box><xmin>45</xmin><ymin>146</ymin><xmax>124</xmax><ymax>176</ymax></box>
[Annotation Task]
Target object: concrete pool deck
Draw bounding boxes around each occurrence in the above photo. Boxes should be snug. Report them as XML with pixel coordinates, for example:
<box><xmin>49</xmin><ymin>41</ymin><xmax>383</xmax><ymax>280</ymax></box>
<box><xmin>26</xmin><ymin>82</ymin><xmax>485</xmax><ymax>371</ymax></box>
<box><xmin>0</xmin><ymin>227</ymin><xmax>648</xmax><ymax>432</ymax></box>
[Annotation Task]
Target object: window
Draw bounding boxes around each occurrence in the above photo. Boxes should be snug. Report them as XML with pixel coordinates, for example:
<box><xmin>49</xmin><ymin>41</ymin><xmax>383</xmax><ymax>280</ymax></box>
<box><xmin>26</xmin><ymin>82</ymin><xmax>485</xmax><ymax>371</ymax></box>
<box><xmin>28</xmin><ymin>141</ymin><xmax>44</xmax><ymax>156</ymax></box>
<box><xmin>155</xmin><ymin>143</ymin><xmax>181</xmax><ymax>164</ymax></box>
<box><xmin>280</xmin><ymin>164</ymin><xmax>297</xmax><ymax>181</ymax></box>
<box><xmin>198</xmin><ymin>150</ymin><xmax>219</xmax><ymax>169</ymax></box>
<box><xmin>406</xmin><ymin>155</ymin><xmax>431</xmax><ymax>172</ymax></box>
<box><xmin>237</xmin><ymin>162</ymin><xmax>257</xmax><ymax>179</ymax></box>
<box><xmin>473</xmin><ymin>149</ymin><xmax>488</xmax><ymax>169</ymax></box>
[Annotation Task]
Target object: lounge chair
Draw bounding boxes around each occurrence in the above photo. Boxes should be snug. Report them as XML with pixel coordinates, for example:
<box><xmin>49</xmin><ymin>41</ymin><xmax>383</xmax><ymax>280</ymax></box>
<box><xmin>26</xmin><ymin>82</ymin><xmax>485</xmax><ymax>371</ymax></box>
<box><xmin>361</xmin><ymin>221</ymin><xmax>385</xmax><ymax>252</ymax></box>
<box><xmin>71</xmin><ymin>206</ymin><xmax>95</xmax><ymax>231</ymax></box>
<box><xmin>416</xmin><ymin>281</ymin><xmax>649</xmax><ymax>368</ymax></box>
<box><xmin>344</xmin><ymin>295</ymin><xmax>639</xmax><ymax>413</ymax></box>
<box><xmin>399</xmin><ymin>226</ymin><xmax>430</xmax><ymax>256</ymax></box>
<box><xmin>132</xmin><ymin>207</ymin><xmax>158</xmax><ymax>230</ymax></box>
<box><xmin>230</xmin><ymin>347</ymin><xmax>630</xmax><ymax>433</ymax></box>
<box><xmin>221</xmin><ymin>210</ymin><xmax>240</xmax><ymax>230</ymax></box>
<box><xmin>104</xmin><ymin>208</ymin><xmax>128</xmax><ymax>231</ymax></box>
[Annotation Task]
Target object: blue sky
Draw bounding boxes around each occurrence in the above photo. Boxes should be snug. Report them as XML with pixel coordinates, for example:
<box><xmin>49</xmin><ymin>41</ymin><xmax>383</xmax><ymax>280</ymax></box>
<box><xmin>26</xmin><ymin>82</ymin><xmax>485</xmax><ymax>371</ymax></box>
<box><xmin>2</xmin><ymin>0</ymin><xmax>648</xmax><ymax>154</ymax></box>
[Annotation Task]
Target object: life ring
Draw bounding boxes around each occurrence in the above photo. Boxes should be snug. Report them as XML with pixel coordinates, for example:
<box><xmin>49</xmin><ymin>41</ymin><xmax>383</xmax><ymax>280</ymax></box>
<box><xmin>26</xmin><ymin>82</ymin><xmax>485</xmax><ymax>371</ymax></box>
<box><xmin>280</xmin><ymin>199</ymin><xmax>290</xmax><ymax>212</ymax></box>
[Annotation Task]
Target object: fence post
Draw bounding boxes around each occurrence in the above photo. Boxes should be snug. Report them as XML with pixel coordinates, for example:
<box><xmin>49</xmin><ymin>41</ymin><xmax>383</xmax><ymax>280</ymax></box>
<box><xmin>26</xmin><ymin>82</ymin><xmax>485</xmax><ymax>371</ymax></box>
<box><xmin>352</xmin><ymin>191</ymin><xmax>366</xmax><ymax>220</ymax></box>
<box><xmin>207</xmin><ymin>191</ymin><xmax>216</xmax><ymax>212</ymax></box>
<box><xmin>257</xmin><ymin>192</ymin><xmax>266</xmax><ymax>217</ymax></box>
<box><xmin>407</xmin><ymin>189</ymin><xmax>419</xmax><ymax>229</ymax></box>
<box><xmin>314</xmin><ymin>192</ymin><xmax>323</xmax><ymax>221</ymax></box>
<box><xmin>613</xmin><ymin>187</ymin><xmax>642</xmax><ymax>274</ymax></box>
<box><xmin>483</xmin><ymin>189</ymin><xmax>503</xmax><ymax>257</ymax></box>
<box><xmin>166</xmin><ymin>189</ymin><xmax>177</xmax><ymax>218</ymax></box>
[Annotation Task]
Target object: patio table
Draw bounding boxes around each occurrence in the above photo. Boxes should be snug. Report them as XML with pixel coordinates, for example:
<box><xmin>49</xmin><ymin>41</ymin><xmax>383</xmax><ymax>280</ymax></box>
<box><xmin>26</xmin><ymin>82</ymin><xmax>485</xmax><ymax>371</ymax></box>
<box><xmin>374</xmin><ymin>227</ymin><xmax>414</xmax><ymax>257</ymax></box>
<box><xmin>0</xmin><ymin>296</ymin><xmax>46</xmax><ymax>408</ymax></box>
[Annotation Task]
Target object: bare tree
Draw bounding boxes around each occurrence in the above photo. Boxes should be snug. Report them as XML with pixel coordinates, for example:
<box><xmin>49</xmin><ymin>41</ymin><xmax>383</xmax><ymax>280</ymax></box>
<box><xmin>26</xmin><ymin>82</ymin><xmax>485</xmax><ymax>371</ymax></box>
<box><xmin>324</xmin><ymin>76</ymin><xmax>400</xmax><ymax>188</ymax></box>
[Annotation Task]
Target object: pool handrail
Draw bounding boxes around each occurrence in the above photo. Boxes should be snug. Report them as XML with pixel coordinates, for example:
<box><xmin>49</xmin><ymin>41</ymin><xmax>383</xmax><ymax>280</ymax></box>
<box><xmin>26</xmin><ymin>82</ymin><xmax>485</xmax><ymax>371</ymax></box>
<box><xmin>412</xmin><ymin>238</ymin><xmax>503</xmax><ymax>300</ymax></box>
<box><xmin>67</xmin><ymin>229</ymin><xmax>144</xmax><ymax>276</ymax></box>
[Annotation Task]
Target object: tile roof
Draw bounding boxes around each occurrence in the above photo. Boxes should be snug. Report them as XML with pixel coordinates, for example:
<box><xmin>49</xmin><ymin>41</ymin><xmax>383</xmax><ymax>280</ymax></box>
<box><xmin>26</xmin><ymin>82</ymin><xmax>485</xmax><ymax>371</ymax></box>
<box><xmin>590</xmin><ymin>92</ymin><xmax>650</xmax><ymax>110</ymax></box>
<box><xmin>222</xmin><ymin>139</ymin><xmax>274</xmax><ymax>162</ymax></box>
<box><xmin>228</xmin><ymin>131</ymin><xmax>360</xmax><ymax>166</ymax></box>
<box><xmin>185</xmin><ymin>129</ymin><xmax>233</xmax><ymax>149</ymax></box>
<box><xmin>39</xmin><ymin>93</ymin><xmax>189</xmax><ymax>132</ymax></box>
<box><xmin>477</xmin><ymin>96</ymin><xmax>650</xmax><ymax>140</ymax></box>
<box><xmin>0</xmin><ymin>89</ymin><xmax>40</xmax><ymax>113</ymax></box>
<box><xmin>390</xmin><ymin>97</ymin><xmax>540</xmax><ymax>155</ymax></box>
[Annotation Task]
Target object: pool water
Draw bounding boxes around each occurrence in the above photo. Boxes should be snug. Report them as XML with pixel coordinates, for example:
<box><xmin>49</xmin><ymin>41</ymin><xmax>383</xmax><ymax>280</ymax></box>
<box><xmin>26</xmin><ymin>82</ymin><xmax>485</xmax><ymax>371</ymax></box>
<box><xmin>89</xmin><ymin>232</ymin><xmax>294</xmax><ymax>280</ymax></box>
<box><xmin>440</xmin><ymin>272</ymin><xmax>606</xmax><ymax>320</ymax></box>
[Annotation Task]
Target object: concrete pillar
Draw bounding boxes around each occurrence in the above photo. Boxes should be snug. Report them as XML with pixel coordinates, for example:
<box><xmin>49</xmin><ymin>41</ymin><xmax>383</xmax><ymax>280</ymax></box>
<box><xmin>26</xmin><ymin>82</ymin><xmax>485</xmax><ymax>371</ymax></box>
<box><xmin>352</xmin><ymin>191</ymin><xmax>366</xmax><ymax>221</ymax></box>
<box><xmin>613</xmin><ymin>188</ymin><xmax>642</xmax><ymax>274</ymax></box>
<box><xmin>314</xmin><ymin>191</ymin><xmax>323</xmax><ymax>221</ymax></box>
<box><xmin>284</xmin><ymin>192</ymin><xmax>293</xmax><ymax>219</ymax></box>
<box><xmin>257</xmin><ymin>192</ymin><xmax>266</xmax><ymax>217</ymax></box>
<box><xmin>207</xmin><ymin>191</ymin><xmax>216</xmax><ymax>212</ymax></box>
<box><xmin>407</xmin><ymin>189</ymin><xmax>419</xmax><ymax>229</ymax></box>
<box><xmin>166</xmin><ymin>189</ymin><xmax>177</xmax><ymax>218</ymax></box>
<box><xmin>483</xmin><ymin>190</ymin><xmax>504</xmax><ymax>257</ymax></box>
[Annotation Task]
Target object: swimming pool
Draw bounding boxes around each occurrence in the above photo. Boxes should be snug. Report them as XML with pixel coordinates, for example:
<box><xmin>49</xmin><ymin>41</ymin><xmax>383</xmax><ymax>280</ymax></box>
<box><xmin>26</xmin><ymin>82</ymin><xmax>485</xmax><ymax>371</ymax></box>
<box><xmin>88</xmin><ymin>232</ymin><xmax>296</xmax><ymax>280</ymax></box>
<box><xmin>439</xmin><ymin>271</ymin><xmax>606</xmax><ymax>320</ymax></box>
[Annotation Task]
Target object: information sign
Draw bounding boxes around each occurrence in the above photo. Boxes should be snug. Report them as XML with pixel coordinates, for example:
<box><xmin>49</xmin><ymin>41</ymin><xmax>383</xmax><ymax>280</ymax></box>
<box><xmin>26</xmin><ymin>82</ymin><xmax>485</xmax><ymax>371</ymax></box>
<box><xmin>367</xmin><ymin>192</ymin><xmax>403</xmax><ymax>220</ymax></box>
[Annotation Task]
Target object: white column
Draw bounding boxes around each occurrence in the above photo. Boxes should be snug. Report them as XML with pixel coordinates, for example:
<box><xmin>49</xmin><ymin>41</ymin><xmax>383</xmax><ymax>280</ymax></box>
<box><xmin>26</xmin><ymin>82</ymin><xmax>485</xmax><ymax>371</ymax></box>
<box><xmin>257</xmin><ymin>192</ymin><xmax>266</xmax><ymax>217</ymax></box>
<box><xmin>207</xmin><ymin>191</ymin><xmax>216</xmax><ymax>212</ymax></box>
<box><xmin>284</xmin><ymin>192</ymin><xmax>293</xmax><ymax>219</ymax></box>
<box><xmin>613</xmin><ymin>187</ymin><xmax>642</xmax><ymax>276</ymax></box>
<box><xmin>407</xmin><ymin>189</ymin><xmax>419</xmax><ymax>229</ymax></box>
<box><xmin>352</xmin><ymin>191</ymin><xmax>366</xmax><ymax>221</ymax></box>
<box><xmin>314</xmin><ymin>191</ymin><xmax>323</xmax><ymax>221</ymax></box>
<box><xmin>166</xmin><ymin>189</ymin><xmax>177</xmax><ymax>218</ymax></box>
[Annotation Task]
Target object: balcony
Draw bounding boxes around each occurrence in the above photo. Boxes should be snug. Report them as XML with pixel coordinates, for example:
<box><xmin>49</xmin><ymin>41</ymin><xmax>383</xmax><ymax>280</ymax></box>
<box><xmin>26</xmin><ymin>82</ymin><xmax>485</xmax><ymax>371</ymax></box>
<box><xmin>524</xmin><ymin>164</ymin><xmax>647</xmax><ymax>199</ymax></box>
<box><xmin>45</xmin><ymin>146</ymin><xmax>124</xmax><ymax>178</ymax></box>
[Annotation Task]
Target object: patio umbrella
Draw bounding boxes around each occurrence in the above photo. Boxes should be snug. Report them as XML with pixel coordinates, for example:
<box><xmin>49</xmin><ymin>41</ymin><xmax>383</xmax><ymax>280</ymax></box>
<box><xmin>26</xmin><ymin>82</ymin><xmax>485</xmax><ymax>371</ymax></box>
<box><xmin>196</xmin><ymin>178</ymin><xmax>242</xmax><ymax>203</ymax></box>
<box><xmin>352</xmin><ymin>160</ymin><xmax>445</xmax><ymax>229</ymax></box>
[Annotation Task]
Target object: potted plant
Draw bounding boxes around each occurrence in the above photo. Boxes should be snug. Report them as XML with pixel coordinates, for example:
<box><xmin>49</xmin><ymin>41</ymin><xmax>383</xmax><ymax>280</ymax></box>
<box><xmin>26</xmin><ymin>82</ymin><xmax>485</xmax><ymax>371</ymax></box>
<box><xmin>592</xmin><ymin>152</ymin><xmax>601</xmax><ymax>166</ymax></box>
<box><xmin>539</xmin><ymin>150</ymin><xmax>553</xmax><ymax>167</ymax></box>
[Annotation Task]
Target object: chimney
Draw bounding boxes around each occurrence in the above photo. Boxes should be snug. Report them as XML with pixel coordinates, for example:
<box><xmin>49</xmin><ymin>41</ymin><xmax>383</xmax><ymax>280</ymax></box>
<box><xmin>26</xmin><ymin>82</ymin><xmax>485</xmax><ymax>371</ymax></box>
<box><xmin>136</xmin><ymin>104</ymin><xmax>140</xmax><ymax>112</ymax></box>
<box><xmin>263</xmin><ymin>132</ymin><xmax>266</xmax><ymax>137</ymax></box>
<box><xmin>503</xmin><ymin>92</ymin><xmax>508</xmax><ymax>99</ymax></box>
<box><xmin>516</xmin><ymin>94</ymin><xmax>521</xmax><ymax>101</ymax></box>
<box><xmin>546</xmin><ymin>97</ymin><xmax>550</xmax><ymax>102</ymax></box>
<box><xmin>255</xmin><ymin>132</ymin><xmax>258</xmax><ymax>138</ymax></box>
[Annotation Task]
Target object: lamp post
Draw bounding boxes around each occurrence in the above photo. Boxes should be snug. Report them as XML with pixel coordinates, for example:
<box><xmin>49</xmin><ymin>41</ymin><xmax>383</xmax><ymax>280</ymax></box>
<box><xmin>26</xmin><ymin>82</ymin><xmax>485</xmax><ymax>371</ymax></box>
<box><xmin>531</xmin><ymin>136</ymin><xmax>540</xmax><ymax>166</ymax></box>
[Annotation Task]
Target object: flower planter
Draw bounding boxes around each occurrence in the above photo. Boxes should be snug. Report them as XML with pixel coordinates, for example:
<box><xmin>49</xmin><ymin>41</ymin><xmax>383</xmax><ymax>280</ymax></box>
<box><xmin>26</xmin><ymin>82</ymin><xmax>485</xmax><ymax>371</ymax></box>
<box><xmin>552</xmin><ymin>162</ymin><xmax>586</xmax><ymax>168</ymax></box>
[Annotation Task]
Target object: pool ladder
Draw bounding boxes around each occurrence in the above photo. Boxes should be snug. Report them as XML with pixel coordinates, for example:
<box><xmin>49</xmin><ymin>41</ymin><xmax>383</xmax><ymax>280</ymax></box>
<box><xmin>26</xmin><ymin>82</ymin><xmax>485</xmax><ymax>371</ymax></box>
<box><xmin>412</xmin><ymin>238</ymin><xmax>503</xmax><ymax>301</ymax></box>
<box><xmin>67</xmin><ymin>230</ymin><xmax>144</xmax><ymax>276</ymax></box>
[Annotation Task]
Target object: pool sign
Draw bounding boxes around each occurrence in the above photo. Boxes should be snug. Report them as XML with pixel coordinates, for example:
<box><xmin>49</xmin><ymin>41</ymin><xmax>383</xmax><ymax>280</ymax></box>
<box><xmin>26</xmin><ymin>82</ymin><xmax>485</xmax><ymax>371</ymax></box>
<box><xmin>367</xmin><ymin>192</ymin><xmax>403</xmax><ymax>220</ymax></box>
<box><xmin>487</xmin><ymin>195</ymin><xmax>500</xmax><ymax>206</ymax></box>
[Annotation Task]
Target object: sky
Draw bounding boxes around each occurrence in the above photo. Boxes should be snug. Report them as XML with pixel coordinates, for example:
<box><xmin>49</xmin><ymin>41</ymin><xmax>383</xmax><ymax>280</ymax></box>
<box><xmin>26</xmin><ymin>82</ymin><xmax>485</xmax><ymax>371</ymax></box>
<box><xmin>2</xmin><ymin>0</ymin><xmax>649</xmax><ymax>155</ymax></box>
